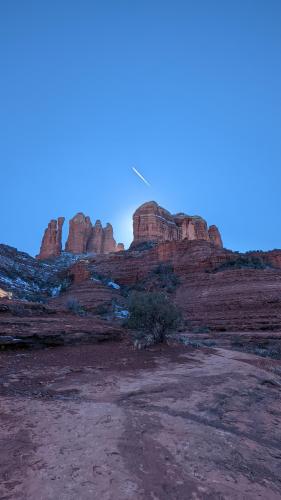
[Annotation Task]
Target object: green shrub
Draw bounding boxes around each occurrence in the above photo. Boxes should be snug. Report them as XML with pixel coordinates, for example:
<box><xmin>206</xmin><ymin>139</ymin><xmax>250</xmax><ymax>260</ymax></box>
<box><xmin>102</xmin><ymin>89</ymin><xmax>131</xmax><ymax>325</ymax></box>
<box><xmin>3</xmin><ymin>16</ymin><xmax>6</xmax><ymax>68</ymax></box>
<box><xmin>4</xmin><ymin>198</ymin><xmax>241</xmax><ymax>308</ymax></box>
<box><xmin>126</xmin><ymin>291</ymin><xmax>181</xmax><ymax>347</ymax></box>
<box><xmin>151</xmin><ymin>264</ymin><xmax>180</xmax><ymax>293</ymax></box>
<box><xmin>214</xmin><ymin>255</ymin><xmax>269</xmax><ymax>272</ymax></box>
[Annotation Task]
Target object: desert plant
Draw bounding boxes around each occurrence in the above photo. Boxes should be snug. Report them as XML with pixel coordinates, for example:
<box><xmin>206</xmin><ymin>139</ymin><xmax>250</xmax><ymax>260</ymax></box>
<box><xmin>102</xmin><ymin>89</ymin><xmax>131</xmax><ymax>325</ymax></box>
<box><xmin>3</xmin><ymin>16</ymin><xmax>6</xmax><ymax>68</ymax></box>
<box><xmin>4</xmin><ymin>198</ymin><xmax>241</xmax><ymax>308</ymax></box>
<box><xmin>126</xmin><ymin>291</ymin><xmax>182</xmax><ymax>347</ymax></box>
<box><xmin>214</xmin><ymin>255</ymin><xmax>269</xmax><ymax>272</ymax></box>
<box><xmin>66</xmin><ymin>297</ymin><xmax>85</xmax><ymax>316</ymax></box>
<box><xmin>94</xmin><ymin>303</ymin><xmax>111</xmax><ymax>316</ymax></box>
<box><xmin>151</xmin><ymin>264</ymin><xmax>180</xmax><ymax>293</ymax></box>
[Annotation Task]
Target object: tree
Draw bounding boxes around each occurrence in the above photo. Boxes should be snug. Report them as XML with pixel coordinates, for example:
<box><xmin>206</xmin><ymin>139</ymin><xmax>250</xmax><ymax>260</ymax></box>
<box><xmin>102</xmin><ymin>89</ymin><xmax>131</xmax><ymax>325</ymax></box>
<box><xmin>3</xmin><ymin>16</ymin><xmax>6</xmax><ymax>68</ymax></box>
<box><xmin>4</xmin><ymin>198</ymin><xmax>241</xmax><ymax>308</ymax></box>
<box><xmin>126</xmin><ymin>291</ymin><xmax>181</xmax><ymax>346</ymax></box>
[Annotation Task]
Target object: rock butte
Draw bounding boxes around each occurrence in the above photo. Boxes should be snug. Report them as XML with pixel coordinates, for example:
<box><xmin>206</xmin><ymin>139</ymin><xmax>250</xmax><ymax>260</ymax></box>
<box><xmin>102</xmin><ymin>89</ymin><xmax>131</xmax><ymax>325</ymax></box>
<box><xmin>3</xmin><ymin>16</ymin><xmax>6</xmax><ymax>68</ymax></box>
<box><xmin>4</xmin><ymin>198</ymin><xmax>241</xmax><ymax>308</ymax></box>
<box><xmin>37</xmin><ymin>201</ymin><xmax>222</xmax><ymax>259</ymax></box>
<box><xmin>132</xmin><ymin>201</ymin><xmax>222</xmax><ymax>248</ymax></box>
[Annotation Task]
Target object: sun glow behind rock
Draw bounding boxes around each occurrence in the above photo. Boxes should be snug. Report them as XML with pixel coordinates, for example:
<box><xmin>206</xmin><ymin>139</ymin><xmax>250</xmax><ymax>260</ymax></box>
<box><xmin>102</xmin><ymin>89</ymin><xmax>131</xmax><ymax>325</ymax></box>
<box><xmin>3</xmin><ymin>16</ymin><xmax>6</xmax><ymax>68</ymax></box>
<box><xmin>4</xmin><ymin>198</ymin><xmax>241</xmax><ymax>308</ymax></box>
<box><xmin>113</xmin><ymin>206</ymin><xmax>137</xmax><ymax>249</ymax></box>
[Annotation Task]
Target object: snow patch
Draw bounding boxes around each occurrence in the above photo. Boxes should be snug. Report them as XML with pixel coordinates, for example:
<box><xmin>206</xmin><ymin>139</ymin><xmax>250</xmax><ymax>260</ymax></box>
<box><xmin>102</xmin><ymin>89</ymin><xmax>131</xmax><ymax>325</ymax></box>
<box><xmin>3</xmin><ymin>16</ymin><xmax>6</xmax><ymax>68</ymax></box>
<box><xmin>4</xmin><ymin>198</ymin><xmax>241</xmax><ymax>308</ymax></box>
<box><xmin>115</xmin><ymin>309</ymin><xmax>129</xmax><ymax>318</ymax></box>
<box><xmin>108</xmin><ymin>281</ymin><xmax>120</xmax><ymax>290</ymax></box>
<box><xmin>51</xmin><ymin>285</ymin><xmax>62</xmax><ymax>297</ymax></box>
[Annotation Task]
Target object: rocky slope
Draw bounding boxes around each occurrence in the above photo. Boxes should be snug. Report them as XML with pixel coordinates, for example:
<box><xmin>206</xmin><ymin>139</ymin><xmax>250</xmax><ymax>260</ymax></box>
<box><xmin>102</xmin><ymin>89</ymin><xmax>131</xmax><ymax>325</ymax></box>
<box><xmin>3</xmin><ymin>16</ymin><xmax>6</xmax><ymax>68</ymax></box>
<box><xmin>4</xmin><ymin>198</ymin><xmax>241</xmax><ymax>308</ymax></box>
<box><xmin>72</xmin><ymin>239</ymin><xmax>281</xmax><ymax>332</ymax></box>
<box><xmin>0</xmin><ymin>244</ymin><xmax>76</xmax><ymax>301</ymax></box>
<box><xmin>0</xmin><ymin>243</ymin><xmax>126</xmax><ymax>347</ymax></box>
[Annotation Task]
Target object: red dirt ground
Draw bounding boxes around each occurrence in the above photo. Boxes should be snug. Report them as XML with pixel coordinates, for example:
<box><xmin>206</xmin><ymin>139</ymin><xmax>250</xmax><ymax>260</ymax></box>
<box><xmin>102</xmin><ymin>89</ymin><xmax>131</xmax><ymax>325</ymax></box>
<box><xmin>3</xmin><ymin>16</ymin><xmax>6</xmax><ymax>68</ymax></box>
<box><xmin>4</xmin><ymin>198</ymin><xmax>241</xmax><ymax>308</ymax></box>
<box><xmin>0</xmin><ymin>340</ymin><xmax>281</xmax><ymax>499</ymax></box>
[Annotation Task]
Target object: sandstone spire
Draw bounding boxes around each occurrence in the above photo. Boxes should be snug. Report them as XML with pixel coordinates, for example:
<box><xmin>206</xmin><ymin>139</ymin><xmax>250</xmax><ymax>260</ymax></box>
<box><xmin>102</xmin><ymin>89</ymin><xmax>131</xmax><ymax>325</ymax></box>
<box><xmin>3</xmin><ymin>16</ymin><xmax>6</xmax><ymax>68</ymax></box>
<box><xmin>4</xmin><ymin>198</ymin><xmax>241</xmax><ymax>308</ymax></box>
<box><xmin>65</xmin><ymin>213</ymin><xmax>92</xmax><ymax>254</ymax></box>
<box><xmin>208</xmin><ymin>225</ymin><xmax>223</xmax><ymax>248</ymax></box>
<box><xmin>37</xmin><ymin>217</ymin><xmax>65</xmax><ymax>260</ymax></box>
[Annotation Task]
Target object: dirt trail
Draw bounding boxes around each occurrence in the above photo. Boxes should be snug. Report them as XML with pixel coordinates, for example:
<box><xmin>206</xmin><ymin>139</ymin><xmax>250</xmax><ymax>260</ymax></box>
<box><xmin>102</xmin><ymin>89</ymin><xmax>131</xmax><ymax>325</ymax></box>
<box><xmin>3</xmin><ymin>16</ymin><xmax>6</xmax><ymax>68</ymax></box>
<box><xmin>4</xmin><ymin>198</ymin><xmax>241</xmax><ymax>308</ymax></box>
<box><xmin>0</xmin><ymin>342</ymin><xmax>281</xmax><ymax>499</ymax></box>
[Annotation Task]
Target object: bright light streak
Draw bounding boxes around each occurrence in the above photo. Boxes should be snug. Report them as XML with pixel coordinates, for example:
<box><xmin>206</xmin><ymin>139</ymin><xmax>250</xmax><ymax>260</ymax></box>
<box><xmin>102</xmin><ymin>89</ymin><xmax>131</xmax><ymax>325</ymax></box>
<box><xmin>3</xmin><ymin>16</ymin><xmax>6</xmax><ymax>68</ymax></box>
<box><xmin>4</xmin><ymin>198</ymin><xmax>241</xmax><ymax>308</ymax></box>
<box><xmin>132</xmin><ymin>167</ymin><xmax>150</xmax><ymax>187</ymax></box>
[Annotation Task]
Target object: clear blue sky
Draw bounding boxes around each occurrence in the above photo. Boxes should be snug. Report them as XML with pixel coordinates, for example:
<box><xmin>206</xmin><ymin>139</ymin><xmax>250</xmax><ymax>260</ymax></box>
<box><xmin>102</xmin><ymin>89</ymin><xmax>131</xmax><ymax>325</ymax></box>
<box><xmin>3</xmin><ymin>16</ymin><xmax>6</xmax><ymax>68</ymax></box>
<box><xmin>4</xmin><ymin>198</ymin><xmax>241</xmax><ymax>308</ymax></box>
<box><xmin>1</xmin><ymin>0</ymin><xmax>280</xmax><ymax>255</ymax></box>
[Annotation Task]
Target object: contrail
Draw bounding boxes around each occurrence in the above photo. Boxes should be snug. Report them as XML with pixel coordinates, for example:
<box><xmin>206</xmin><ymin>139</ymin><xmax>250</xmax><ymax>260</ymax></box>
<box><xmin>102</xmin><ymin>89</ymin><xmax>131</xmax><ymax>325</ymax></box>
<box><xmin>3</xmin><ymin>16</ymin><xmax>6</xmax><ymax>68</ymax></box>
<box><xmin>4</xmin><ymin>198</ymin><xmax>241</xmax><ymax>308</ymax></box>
<box><xmin>132</xmin><ymin>167</ymin><xmax>150</xmax><ymax>187</ymax></box>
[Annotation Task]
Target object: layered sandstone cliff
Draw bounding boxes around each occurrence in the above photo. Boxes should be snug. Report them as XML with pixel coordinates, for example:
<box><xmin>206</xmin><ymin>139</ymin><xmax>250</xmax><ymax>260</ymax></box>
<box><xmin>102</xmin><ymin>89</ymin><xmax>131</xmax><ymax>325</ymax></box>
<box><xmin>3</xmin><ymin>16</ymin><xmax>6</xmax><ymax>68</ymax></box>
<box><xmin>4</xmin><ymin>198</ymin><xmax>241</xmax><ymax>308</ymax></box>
<box><xmin>132</xmin><ymin>201</ymin><xmax>223</xmax><ymax>248</ymax></box>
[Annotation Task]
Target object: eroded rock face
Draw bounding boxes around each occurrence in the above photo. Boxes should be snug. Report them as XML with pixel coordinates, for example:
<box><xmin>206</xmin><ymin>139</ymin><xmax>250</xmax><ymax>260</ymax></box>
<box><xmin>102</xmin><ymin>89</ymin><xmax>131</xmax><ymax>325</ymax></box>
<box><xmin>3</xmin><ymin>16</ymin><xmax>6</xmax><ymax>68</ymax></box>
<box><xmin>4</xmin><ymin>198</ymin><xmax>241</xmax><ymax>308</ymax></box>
<box><xmin>103</xmin><ymin>223</ymin><xmax>117</xmax><ymax>254</ymax></box>
<box><xmin>116</xmin><ymin>243</ymin><xmax>125</xmax><ymax>252</ymax></box>
<box><xmin>37</xmin><ymin>212</ymin><xmax>121</xmax><ymax>258</ymax></box>
<box><xmin>86</xmin><ymin>239</ymin><xmax>281</xmax><ymax>331</ymax></box>
<box><xmin>37</xmin><ymin>217</ymin><xmax>65</xmax><ymax>260</ymax></box>
<box><xmin>133</xmin><ymin>201</ymin><xmax>179</xmax><ymax>244</ymax></box>
<box><xmin>208</xmin><ymin>225</ymin><xmax>223</xmax><ymax>248</ymax></box>
<box><xmin>87</xmin><ymin>220</ymin><xmax>103</xmax><ymax>254</ymax></box>
<box><xmin>65</xmin><ymin>213</ymin><xmax>92</xmax><ymax>254</ymax></box>
<box><xmin>3</xmin><ymin>237</ymin><xmax>281</xmax><ymax>334</ymax></box>
<box><xmin>132</xmin><ymin>201</ymin><xmax>223</xmax><ymax>248</ymax></box>
<box><xmin>65</xmin><ymin>214</ymin><xmax>118</xmax><ymax>255</ymax></box>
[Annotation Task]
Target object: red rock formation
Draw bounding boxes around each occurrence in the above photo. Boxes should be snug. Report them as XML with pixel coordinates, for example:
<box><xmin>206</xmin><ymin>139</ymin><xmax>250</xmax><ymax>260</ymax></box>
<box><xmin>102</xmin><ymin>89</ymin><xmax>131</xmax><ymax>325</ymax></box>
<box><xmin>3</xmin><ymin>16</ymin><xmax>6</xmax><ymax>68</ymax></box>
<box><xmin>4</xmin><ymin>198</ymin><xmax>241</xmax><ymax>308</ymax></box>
<box><xmin>65</xmin><ymin>213</ymin><xmax>119</xmax><ymax>255</ymax></box>
<box><xmin>4</xmin><ymin>234</ymin><xmax>281</xmax><ymax>335</ymax></box>
<box><xmin>65</xmin><ymin>213</ymin><xmax>92</xmax><ymax>254</ymax></box>
<box><xmin>84</xmin><ymin>239</ymin><xmax>281</xmax><ymax>331</ymax></box>
<box><xmin>0</xmin><ymin>297</ymin><xmax>122</xmax><ymax>347</ymax></box>
<box><xmin>37</xmin><ymin>217</ymin><xmax>65</xmax><ymax>260</ymax></box>
<box><xmin>208</xmin><ymin>225</ymin><xmax>223</xmax><ymax>248</ymax></box>
<box><xmin>87</xmin><ymin>220</ymin><xmax>103</xmax><ymax>254</ymax></box>
<box><xmin>132</xmin><ymin>201</ymin><xmax>179</xmax><ymax>245</ymax></box>
<box><xmin>174</xmin><ymin>214</ymin><xmax>210</xmax><ymax>241</ymax></box>
<box><xmin>103</xmin><ymin>223</ymin><xmax>117</xmax><ymax>253</ymax></box>
<box><xmin>132</xmin><ymin>201</ymin><xmax>223</xmax><ymax>248</ymax></box>
<box><xmin>38</xmin><ymin>201</ymin><xmax>222</xmax><ymax>259</ymax></box>
<box><xmin>116</xmin><ymin>243</ymin><xmax>125</xmax><ymax>252</ymax></box>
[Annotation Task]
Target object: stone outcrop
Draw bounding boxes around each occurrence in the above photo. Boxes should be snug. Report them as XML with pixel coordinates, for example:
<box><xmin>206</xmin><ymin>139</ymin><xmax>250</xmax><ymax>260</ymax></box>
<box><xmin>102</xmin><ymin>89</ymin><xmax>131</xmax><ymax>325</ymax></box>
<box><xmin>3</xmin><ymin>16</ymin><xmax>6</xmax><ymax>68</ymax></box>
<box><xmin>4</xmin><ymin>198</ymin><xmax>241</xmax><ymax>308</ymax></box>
<box><xmin>132</xmin><ymin>201</ymin><xmax>223</xmax><ymax>248</ymax></box>
<box><xmin>103</xmin><ymin>223</ymin><xmax>117</xmax><ymax>254</ymax></box>
<box><xmin>37</xmin><ymin>201</ymin><xmax>222</xmax><ymax>260</ymax></box>
<box><xmin>37</xmin><ymin>212</ymin><xmax>122</xmax><ymax>259</ymax></box>
<box><xmin>116</xmin><ymin>243</ymin><xmax>125</xmax><ymax>252</ymax></box>
<box><xmin>133</xmin><ymin>202</ymin><xmax>179</xmax><ymax>244</ymax></box>
<box><xmin>66</xmin><ymin>215</ymin><xmax>117</xmax><ymax>255</ymax></box>
<box><xmin>85</xmin><ymin>239</ymin><xmax>281</xmax><ymax>331</ymax></box>
<box><xmin>65</xmin><ymin>213</ymin><xmax>93</xmax><ymax>254</ymax></box>
<box><xmin>87</xmin><ymin>220</ymin><xmax>103</xmax><ymax>254</ymax></box>
<box><xmin>3</xmin><ymin>230</ymin><xmax>281</xmax><ymax>334</ymax></box>
<box><xmin>208</xmin><ymin>225</ymin><xmax>223</xmax><ymax>248</ymax></box>
<box><xmin>37</xmin><ymin>217</ymin><xmax>65</xmax><ymax>260</ymax></box>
